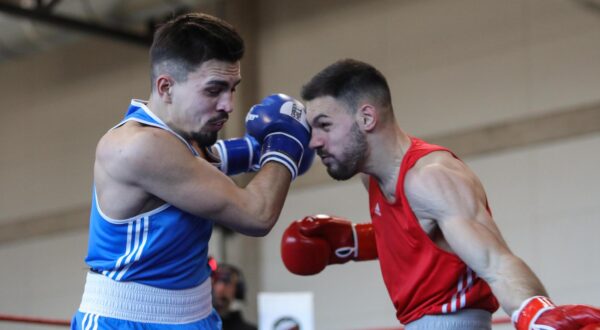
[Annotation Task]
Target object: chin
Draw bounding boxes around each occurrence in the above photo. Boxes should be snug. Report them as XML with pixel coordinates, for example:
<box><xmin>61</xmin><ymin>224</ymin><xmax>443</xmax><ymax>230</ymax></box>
<box><xmin>192</xmin><ymin>132</ymin><xmax>218</xmax><ymax>147</ymax></box>
<box><xmin>327</xmin><ymin>167</ymin><xmax>357</xmax><ymax>181</ymax></box>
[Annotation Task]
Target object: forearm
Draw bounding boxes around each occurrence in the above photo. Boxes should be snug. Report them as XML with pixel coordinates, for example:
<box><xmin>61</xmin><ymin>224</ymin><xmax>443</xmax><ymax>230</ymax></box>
<box><xmin>486</xmin><ymin>254</ymin><xmax>548</xmax><ymax>315</ymax></box>
<box><xmin>240</xmin><ymin>162</ymin><xmax>291</xmax><ymax>236</ymax></box>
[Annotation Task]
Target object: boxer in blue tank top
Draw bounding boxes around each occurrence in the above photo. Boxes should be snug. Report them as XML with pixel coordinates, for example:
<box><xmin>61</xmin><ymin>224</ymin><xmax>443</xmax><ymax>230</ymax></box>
<box><xmin>71</xmin><ymin>13</ymin><xmax>314</xmax><ymax>330</ymax></box>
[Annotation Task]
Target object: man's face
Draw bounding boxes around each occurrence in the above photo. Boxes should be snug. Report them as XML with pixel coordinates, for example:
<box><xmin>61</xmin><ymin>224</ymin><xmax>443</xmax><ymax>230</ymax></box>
<box><xmin>168</xmin><ymin>59</ymin><xmax>241</xmax><ymax>147</ymax></box>
<box><xmin>306</xmin><ymin>96</ymin><xmax>367</xmax><ymax>180</ymax></box>
<box><xmin>212</xmin><ymin>269</ymin><xmax>238</xmax><ymax>312</ymax></box>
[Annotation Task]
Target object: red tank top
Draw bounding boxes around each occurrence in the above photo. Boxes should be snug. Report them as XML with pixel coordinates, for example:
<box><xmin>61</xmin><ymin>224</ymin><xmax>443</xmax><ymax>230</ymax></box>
<box><xmin>368</xmin><ymin>137</ymin><xmax>499</xmax><ymax>324</ymax></box>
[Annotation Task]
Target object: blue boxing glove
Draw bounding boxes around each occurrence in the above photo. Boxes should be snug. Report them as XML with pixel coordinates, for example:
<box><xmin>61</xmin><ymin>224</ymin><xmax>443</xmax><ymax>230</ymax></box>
<box><xmin>245</xmin><ymin>94</ymin><xmax>311</xmax><ymax>180</ymax></box>
<box><xmin>298</xmin><ymin>145</ymin><xmax>315</xmax><ymax>176</ymax></box>
<box><xmin>213</xmin><ymin>134</ymin><xmax>261</xmax><ymax>176</ymax></box>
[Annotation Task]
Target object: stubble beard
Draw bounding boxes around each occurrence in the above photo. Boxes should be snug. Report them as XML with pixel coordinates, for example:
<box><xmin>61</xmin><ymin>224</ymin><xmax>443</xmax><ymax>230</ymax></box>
<box><xmin>325</xmin><ymin>122</ymin><xmax>367</xmax><ymax>181</ymax></box>
<box><xmin>191</xmin><ymin>131</ymin><xmax>218</xmax><ymax>148</ymax></box>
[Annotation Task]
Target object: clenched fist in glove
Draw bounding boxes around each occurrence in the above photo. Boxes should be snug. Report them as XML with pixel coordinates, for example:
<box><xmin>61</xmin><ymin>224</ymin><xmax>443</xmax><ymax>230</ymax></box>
<box><xmin>512</xmin><ymin>296</ymin><xmax>600</xmax><ymax>330</ymax></box>
<box><xmin>281</xmin><ymin>214</ymin><xmax>377</xmax><ymax>275</ymax></box>
<box><xmin>245</xmin><ymin>94</ymin><xmax>314</xmax><ymax>180</ymax></box>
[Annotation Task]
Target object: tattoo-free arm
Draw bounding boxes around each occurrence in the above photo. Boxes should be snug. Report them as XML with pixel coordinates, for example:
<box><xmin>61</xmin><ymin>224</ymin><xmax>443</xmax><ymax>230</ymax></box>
<box><xmin>107</xmin><ymin>127</ymin><xmax>291</xmax><ymax>236</ymax></box>
<box><xmin>405</xmin><ymin>154</ymin><xmax>547</xmax><ymax>315</ymax></box>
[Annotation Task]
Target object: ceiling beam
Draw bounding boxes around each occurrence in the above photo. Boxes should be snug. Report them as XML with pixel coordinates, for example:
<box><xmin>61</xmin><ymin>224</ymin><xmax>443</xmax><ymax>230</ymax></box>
<box><xmin>426</xmin><ymin>101</ymin><xmax>600</xmax><ymax>158</ymax></box>
<box><xmin>0</xmin><ymin>1</ymin><xmax>152</xmax><ymax>47</ymax></box>
<box><xmin>0</xmin><ymin>206</ymin><xmax>89</xmax><ymax>245</ymax></box>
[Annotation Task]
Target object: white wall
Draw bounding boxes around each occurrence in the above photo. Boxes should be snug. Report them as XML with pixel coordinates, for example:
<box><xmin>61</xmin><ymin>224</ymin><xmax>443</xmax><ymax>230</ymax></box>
<box><xmin>469</xmin><ymin>133</ymin><xmax>600</xmax><ymax>305</ymax></box>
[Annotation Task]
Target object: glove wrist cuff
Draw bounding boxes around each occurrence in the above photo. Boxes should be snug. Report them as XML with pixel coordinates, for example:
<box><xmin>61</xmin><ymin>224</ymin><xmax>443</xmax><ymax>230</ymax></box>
<box><xmin>260</xmin><ymin>132</ymin><xmax>304</xmax><ymax>180</ymax></box>
<box><xmin>355</xmin><ymin>223</ymin><xmax>378</xmax><ymax>261</ymax></box>
<box><xmin>512</xmin><ymin>296</ymin><xmax>555</xmax><ymax>330</ymax></box>
<box><xmin>214</xmin><ymin>136</ymin><xmax>260</xmax><ymax>176</ymax></box>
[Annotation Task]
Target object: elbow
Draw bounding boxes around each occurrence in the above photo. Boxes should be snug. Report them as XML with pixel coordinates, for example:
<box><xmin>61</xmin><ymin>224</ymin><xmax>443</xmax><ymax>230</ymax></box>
<box><xmin>246</xmin><ymin>201</ymin><xmax>282</xmax><ymax>236</ymax></box>
<box><xmin>245</xmin><ymin>221</ymin><xmax>275</xmax><ymax>237</ymax></box>
<box><xmin>243</xmin><ymin>213</ymin><xmax>278</xmax><ymax>237</ymax></box>
<box><xmin>249</xmin><ymin>225</ymin><xmax>273</xmax><ymax>237</ymax></box>
<box><xmin>256</xmin><ymin>213</ymin><xmax>279</xmax><ymax>236</ymax></box>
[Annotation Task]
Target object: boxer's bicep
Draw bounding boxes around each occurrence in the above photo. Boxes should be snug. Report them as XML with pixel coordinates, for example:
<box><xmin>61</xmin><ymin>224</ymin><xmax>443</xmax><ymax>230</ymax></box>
<box><xmin>111</xmin><ymin>128</ymin><xmax>288</xmax><ymax>236</ymax></box>
<box><xmin>409</xmin><ymin>163</ymin><xmax>510</xmax><ymax>277</ymax></box>
<box><xmin>408</xmin><ymin>163</ymin><xmax>546</xmax><ymax>313</ymax></box>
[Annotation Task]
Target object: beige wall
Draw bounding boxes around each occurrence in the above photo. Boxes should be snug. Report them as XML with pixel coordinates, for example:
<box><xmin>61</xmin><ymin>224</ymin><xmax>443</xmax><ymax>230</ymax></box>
<box><xmin>0</xmin><ymin>38</ymin><xmax>149</xmax><ymax>222</ymax></box>
<box><xmin>256</xmin><ymin>0</ymin><xmax>600</xmax><ymax>134</ymax></box>
<box><xmin>0</xmin><ymin>1</ymin><xmax>599</xmax><ymax>329</ymax></box>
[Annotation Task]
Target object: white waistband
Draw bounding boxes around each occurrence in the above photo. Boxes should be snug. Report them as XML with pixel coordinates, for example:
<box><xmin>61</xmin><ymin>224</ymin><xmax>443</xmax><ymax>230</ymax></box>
<box><xmin>406</xmin><ymin>309</ymin><xmax>492</xmax><ymax>330</ymax></box>
<box><xmin>79</xmin><ymin>272</ymin><xmax>212</xmax><ymax>324</ymax></box>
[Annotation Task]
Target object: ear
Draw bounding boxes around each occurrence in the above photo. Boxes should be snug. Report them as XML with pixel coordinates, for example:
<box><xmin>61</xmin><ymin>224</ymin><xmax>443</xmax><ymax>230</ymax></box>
<box><xmin>155</xmin><ymin>75</ymin><xmax>174</xmax><ymax>103</ymax></box>
<box><xmin>357</xmin><ymin>104</ymin><xmax>377</xmax><ymax>132</ymax></box>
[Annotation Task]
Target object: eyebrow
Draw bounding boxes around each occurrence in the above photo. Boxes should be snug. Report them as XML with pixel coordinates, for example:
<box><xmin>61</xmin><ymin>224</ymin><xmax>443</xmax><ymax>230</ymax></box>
<box><xmin>205</xmin><ymin>79</ymin><xmax>242</xmax><ymax>88</ymax></box>
<box><xmin>311</xmin><ymin>113</ymin><xmax>330</xmax><ymax>125</ymax></box>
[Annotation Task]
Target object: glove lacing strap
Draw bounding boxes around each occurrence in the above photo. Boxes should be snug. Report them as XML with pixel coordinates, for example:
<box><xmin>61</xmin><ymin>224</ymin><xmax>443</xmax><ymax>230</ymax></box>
<box><xmin>214</xmin><ymin>140</ymin><xmax>228</xmax><ymax>173</ymax></box>
<box><xmin>259</xmin><ymin>132</ymin><xmax>303</xmax><ymax>180</ymax></box>
<box><xmin>334</xmin><ymin>223</ymin><xmax>359</xmax><ymax>260</ymax></box>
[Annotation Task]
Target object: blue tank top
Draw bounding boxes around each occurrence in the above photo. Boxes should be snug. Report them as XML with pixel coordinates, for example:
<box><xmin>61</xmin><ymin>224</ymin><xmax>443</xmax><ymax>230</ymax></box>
<box><xmin>85</xmin><ymin>99</ymin><xmax>213</xmax><ymax>290</ymax></box>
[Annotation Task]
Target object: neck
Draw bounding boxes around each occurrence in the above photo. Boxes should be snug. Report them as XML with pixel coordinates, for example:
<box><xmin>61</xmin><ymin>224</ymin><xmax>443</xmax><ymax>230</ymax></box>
<box><xmin>147</xmin><ymin>93</ymin><xmax>169</xmax><ymax>123</ymax></box>
<box><xmin>363</xmin><ymin>123</ymin><xmax>411</xmax><ymax>198</ymax></box>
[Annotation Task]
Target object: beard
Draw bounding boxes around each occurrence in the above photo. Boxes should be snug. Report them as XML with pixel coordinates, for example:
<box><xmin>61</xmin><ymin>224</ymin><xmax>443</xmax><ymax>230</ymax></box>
<box><xmin>191</xmin><ymin>131</ymin><xmax>218</xmax><ymax>147</ymax></box>
<box><xmin>212</xmin><ymin>294</ymin><xmax>230</xmax><ymax>309</ymax></box>
<box><xmin>180</xmin><ymin>113</ymin><xmax>228</xmax><ymax>148</ymax></box>
<box><xmin>321</xmin><ymin>122</ymin><xmax>367</xmax><ymax>181</ymax></box>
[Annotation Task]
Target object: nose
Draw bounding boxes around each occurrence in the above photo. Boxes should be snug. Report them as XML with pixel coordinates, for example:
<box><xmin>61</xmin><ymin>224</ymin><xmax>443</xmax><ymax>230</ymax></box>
<box><xmin>309</xmin><ymin>131</ymin><xmax>323</xmax><ymax>150</ymax></box>
<box><xmin>217</xmin><ymin>92</ymin><xmax>234</xmax><ymax>113</ymax></box>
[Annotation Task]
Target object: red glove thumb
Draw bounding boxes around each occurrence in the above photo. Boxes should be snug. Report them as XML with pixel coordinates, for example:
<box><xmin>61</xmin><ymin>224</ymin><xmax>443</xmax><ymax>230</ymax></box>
<box><xmin>296</xmin><ymin>214</ymin><xmax>334</xmax><ymax>236</ymax></box>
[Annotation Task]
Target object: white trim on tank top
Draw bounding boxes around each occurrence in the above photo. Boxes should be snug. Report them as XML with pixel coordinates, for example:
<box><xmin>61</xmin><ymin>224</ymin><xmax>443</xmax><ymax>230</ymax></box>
<box><xmin>93</xmin><ymin>187</ymin><xmax>171</xmax><ymax>224</ymax></box>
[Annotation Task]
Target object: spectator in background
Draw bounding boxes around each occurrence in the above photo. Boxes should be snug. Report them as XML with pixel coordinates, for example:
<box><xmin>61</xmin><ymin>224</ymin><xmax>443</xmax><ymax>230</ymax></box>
<box><xmin>213</xmin><ymin>263</ymin><xmax>257</xmax><ymax>330</ymax></box>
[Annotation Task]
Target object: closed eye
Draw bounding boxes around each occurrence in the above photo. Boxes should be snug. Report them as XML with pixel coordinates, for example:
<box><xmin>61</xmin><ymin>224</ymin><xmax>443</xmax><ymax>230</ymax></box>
<box><xmin>205</xmin><ymin>87</ymin><xmax>222</xmax><ymax>97</ymax></box>
<box><xmin>318</xmin><ymin>122</ymin><xmax>332</xmax><ymax>131</ymax></box>
<box><xmin>310</xmin><ymin>114</ymin><xmax>332</xmax><ymax>131</ymax></box>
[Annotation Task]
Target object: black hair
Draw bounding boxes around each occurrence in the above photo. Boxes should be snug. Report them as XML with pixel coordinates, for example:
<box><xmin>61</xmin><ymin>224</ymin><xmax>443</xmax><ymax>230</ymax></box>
<box><xmin>149</xmin><ymin>12</ymin><xmax>244</xmax><ymax>89</ymax></box>
<box><xmin>301</xmin><ymin>58</ymin><xmax>392</xmax><ymax>112</ymax></box>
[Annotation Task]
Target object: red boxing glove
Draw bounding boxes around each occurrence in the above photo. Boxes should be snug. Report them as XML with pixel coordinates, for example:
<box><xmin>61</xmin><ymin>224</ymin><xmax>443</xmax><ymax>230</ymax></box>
<box><xmin>281</xmin><ymin>214</ymin><xmax>377</xmax><ymax>275</ymax></box>
<box><xmin>580</xmin><ymin>325</ymin><xmax>600</xmax><ymax>330</ymax></box>
<box><xmin>512</xmin><ymin>296</ymin><xmax>600</xmax><ymax>330</ymax></box>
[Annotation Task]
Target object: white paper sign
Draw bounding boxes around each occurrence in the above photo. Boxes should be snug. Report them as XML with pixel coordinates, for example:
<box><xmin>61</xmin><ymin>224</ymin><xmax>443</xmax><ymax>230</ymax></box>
<box><xmin>258</xmin><ymin>292</ymin><xmax>314</xmax><ymax>330</ymax></box>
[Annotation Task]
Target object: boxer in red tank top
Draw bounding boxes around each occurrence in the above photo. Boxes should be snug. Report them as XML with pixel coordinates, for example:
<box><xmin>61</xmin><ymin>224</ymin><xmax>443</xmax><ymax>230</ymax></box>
<box><xmin>367</xmin><ymin>136</ymin><xmax>498</xmax><ymax>324</ymax></box>
<box><xmin>280</xmin><ymin>59</ymin><xmax>600</xmax><ymax>329</ymax></box>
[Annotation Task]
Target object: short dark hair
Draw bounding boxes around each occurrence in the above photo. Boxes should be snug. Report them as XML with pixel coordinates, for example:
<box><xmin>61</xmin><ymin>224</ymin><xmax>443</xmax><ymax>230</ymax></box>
<box><xmin>149</xmin><ymin>13</ymin><xmax>244</xmax><ymax>89</ymax></box>
<box><xmin>301</xmin><ymin>59</ymin><xmax>392</xmax><ymax>112</ymax></box>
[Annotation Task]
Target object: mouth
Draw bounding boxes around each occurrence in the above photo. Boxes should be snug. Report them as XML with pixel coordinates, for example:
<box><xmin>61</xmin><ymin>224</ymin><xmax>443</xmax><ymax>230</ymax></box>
<box><xmin>319</xmin><ymin>154</ymin><xmax>334</xmax><ymax>166</ymax></box>
<box><xmin>208</xmin><ymin>118</ymin><xmax>227</xmax><ymax>130</ymax></box>
<box><xmin>208</xmin><ymin>113</ymin><xmax>229</xmax><ymax>130</ymax></box>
